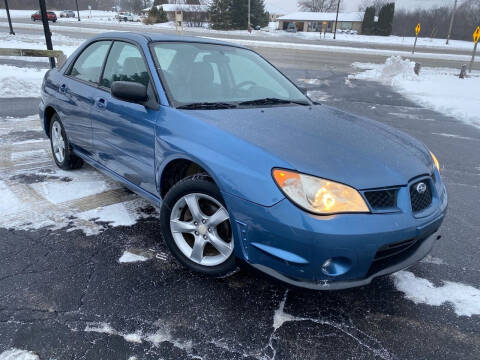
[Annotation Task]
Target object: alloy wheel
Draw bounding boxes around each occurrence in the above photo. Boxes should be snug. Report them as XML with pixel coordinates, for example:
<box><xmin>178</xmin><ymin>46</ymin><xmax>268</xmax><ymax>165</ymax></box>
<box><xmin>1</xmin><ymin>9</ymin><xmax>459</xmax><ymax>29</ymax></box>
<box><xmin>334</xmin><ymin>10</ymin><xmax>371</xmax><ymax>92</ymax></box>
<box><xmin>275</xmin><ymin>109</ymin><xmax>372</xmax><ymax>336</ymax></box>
<box><xmin>170</xmin><ymin>193</ymin><xmax>233</xmax><ymax>266</ymax></box>
<box><xmin>51</xmin><ymin>121</ymin><xmax>65</xmax><ymax>163</ymax></box>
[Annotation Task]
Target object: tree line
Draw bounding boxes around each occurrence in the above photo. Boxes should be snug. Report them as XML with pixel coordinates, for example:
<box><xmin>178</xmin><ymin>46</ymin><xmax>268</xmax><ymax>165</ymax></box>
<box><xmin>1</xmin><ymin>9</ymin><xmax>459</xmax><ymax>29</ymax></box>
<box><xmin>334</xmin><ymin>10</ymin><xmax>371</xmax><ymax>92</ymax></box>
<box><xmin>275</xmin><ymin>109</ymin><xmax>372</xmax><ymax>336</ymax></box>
<box><xmin>392</xmin><ymin>0</ymin><xmax>480</xmax><ymax>41</ymax></box>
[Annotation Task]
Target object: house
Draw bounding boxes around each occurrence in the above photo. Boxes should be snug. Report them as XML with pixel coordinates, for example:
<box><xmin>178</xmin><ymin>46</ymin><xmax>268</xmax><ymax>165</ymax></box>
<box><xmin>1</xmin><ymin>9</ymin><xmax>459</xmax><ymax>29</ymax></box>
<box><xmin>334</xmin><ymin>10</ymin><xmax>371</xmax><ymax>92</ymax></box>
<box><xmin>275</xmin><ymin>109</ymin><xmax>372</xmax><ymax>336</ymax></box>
<box><xmin>277</xmin><ymin>12</ymin><xmax>371</xmax><ymax>33</ymax></box>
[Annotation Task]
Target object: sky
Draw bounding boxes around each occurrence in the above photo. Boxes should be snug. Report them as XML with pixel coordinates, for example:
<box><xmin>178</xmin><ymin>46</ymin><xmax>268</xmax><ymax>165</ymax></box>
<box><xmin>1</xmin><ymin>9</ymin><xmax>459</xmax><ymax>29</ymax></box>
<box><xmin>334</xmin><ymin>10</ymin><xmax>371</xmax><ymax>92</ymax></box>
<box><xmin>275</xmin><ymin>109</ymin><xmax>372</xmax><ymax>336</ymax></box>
<box><xmin>264</xmin><ymin>0</ymin><xmax>454</xmax><ymax>14</ymax></box>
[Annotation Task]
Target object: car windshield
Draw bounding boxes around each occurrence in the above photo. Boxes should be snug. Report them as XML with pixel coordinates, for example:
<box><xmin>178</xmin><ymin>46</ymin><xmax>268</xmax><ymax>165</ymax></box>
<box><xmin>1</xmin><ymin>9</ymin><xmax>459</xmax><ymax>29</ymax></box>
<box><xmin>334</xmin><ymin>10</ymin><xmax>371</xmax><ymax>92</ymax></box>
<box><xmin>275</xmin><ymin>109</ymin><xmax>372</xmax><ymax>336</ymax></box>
<box><xmin>151</xmin><ymin>42</ymin><xmax>309</xmax><ymax>108</ymax></box>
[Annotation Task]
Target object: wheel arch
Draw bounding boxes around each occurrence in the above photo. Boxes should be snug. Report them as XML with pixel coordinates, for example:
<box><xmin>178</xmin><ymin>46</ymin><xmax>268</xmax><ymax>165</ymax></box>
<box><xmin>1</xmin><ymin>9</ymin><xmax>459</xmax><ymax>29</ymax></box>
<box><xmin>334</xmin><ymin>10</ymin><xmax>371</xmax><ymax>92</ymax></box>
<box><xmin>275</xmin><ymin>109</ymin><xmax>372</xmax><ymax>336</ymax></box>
<box><xmin>43</xmin><ymin>105</ymin><xmax>58</xmax><ymax>138</ymax></box>
<box><xmin>158</xmin><ymin>155</ymin><xmax>223</xmax><ymax>199</ymax></box>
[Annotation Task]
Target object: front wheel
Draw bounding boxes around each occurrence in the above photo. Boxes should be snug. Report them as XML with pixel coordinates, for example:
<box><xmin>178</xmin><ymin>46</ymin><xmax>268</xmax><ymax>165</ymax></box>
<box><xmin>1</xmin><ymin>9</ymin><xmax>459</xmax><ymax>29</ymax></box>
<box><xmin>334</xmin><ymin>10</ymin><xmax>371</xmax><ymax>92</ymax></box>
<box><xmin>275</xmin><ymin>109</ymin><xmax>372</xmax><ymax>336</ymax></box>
<box><xmin>49</xmin><ymin>114</ymin><xmax>83</xmax><ymax>170</ymax></box>
<box><xmin>160</xmin><ymin>176</ymin><xmax>236</xmax><ymax>276</ymax></box>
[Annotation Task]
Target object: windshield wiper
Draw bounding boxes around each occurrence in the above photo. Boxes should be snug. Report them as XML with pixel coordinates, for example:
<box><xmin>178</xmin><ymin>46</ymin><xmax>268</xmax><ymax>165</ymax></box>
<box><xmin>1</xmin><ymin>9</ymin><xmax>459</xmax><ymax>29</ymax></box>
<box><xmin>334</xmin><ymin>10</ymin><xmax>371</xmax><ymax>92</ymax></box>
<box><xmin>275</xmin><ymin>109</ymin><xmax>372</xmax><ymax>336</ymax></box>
<box><xmin>177</xmin><ymin>102</ymin><xmax>237</xmax><ymax>110</ymax></box>
<box><xmin>238</xmin><ymin>98</ymin><xmax>310</xmax><ymax>107</ymax></box>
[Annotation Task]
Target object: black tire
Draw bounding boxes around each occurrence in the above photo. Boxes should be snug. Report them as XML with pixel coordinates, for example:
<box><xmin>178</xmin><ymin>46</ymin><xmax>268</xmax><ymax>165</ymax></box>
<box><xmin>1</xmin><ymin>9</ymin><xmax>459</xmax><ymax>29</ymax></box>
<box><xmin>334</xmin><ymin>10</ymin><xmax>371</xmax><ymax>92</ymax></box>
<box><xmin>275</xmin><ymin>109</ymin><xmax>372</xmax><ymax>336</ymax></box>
<box><xmin>49</xmin><ymin>114</ymin><xmax>83</xmax><ymax>170</ymax></box>
<box><xmin>160</xmin><ymin>176</ymin><xmax>236</xmax><ymax>277</ymax></box>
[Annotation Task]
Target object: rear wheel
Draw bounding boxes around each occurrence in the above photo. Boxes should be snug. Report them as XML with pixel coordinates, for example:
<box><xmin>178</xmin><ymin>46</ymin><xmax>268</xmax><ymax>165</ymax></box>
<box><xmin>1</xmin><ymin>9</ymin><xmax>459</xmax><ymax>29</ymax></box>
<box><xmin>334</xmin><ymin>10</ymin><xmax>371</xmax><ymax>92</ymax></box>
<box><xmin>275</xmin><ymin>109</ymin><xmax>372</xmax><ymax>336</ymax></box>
<box><xmin>160</xmin><ymin>176</ymin><xmax>236</xmax><ymax>276</ymax></box>
<box><xmin>49</xmin><ymin>114</ymin><xmax>83</xmax><ymax>170</ymax></box>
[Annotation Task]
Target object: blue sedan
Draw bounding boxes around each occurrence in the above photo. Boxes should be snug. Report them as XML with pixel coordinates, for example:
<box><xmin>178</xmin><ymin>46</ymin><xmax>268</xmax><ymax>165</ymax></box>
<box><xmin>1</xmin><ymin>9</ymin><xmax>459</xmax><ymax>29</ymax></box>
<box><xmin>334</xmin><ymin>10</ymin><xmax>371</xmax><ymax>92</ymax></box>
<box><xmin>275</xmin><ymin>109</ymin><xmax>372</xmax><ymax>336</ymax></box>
<box><xmin>39</xmin><ymin>32</ymin><xmax>447</xmax><ymax>290</ymax></box>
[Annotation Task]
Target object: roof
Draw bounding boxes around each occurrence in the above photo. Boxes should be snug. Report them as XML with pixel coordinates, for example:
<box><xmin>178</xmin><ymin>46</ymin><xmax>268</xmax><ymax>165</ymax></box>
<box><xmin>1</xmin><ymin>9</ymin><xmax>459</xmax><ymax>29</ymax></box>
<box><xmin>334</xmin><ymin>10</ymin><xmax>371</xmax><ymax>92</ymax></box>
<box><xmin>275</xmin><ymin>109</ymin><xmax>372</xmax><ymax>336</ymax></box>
<box><xmin>278</xmin><ymin>11</ymin><xmax>365</xmax><ymax>22</ymax></box>
<box><xmin>156</xmin><ymin>4</ymin><xmax>209</xmax><ymax>12</ymax></box>
<box><xmin>91</xmin><ymin>32</ymin><xmax>245</xmax><ymax>48</ymax></box>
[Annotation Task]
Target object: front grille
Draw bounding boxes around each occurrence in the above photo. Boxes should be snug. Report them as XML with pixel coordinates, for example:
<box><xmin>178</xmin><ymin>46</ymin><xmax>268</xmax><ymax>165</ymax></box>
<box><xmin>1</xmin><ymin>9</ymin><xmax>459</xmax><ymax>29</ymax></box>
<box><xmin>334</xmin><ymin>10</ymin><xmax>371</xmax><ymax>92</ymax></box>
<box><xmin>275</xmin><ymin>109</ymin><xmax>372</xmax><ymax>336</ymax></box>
<box><xmin>367</xmin><ymin>237</ymin><xmax>426</xmax><ymax>277</ymax></box>
<box><xmin>373</xmin><ymin>238</ymin><xmax>417</xmax><ymax>261</ymax></box>
<box><xmin>364</xmin><ymin>189</ymin><xmax>397</xmax><ymax>209</ymax></box>
<box><xmin>410</xmin><ymin>180</ymin><xmax>432</xmax><ymax>212</ymax></box>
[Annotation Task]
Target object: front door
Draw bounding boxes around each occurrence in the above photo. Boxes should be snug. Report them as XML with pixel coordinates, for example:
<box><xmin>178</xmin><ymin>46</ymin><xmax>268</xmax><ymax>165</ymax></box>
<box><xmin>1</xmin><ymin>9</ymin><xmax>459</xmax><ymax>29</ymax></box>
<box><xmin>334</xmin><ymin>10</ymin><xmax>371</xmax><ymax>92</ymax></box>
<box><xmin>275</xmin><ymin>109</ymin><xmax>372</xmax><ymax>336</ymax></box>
<box><xmin>61</xmin><ymin>40</ymin><xmax>111</xmax><ymax>155</ymax></box>
<box><xmin>91</xmin><ymin>41</ymin><xmax>157</xmax><ymax>195</ymax></box>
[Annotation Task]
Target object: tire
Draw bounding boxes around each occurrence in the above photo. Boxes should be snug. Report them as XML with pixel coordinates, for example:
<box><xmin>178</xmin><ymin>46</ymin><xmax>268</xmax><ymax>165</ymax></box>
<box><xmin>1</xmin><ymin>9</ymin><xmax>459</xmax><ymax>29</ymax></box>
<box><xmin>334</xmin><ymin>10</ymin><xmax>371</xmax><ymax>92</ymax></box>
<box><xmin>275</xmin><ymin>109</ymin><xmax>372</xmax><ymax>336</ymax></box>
<box><xmin>160</xmin><ymin>176</ymin><xmax>236</xmax><ymax>277</ymax></box>
<box><xmin>49</xmin><ymin>114</ymin><xmax>83</xmax><ymax>170</ymax></box>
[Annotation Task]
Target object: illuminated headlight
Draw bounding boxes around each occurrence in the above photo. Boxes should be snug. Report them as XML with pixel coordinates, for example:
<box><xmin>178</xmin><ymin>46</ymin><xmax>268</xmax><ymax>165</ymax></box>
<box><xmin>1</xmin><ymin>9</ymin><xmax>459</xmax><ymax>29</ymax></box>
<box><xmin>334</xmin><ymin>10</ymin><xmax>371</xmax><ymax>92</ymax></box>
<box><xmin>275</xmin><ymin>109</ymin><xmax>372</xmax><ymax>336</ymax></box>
<box><xmin>430</xmin><ymin>151</ymin><xmax>440</xmax><ymax>172</ymax></box>
<box><xmin>272</xmin><ymin>169</ymin><xmax>369</xmax><ymax>215</ymax></box>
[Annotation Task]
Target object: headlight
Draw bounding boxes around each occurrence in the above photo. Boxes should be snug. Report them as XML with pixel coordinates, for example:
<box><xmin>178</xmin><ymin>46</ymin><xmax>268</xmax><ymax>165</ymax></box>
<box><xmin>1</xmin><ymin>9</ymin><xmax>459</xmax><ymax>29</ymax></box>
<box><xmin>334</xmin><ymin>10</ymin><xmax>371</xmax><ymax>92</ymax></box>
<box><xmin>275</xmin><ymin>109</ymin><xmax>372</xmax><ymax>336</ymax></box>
<box><xmin>272</xmin><ymin>169</ymin><xmax>370</xmax><ymax>215</ymax></box>
<box><xmin>430</xmin><ymin>151</ymin><xmax>440</xmax><ymax>172</ymax></box>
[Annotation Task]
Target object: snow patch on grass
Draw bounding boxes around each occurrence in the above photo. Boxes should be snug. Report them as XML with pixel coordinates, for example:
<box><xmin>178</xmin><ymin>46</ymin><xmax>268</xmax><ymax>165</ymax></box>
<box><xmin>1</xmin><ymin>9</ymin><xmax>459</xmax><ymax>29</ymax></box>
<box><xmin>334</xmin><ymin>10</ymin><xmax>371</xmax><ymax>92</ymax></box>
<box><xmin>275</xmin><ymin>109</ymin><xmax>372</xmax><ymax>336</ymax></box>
<box><xmin>0</xmin><ymin>348</ymin><xmax>39</xmax><ymax>360</ymax></box>
<box><xmin>349</xmin><ymin>56</ymin><xmax>480</xmax><ymax>129</ymax></box>
<box><xmin>392</xmin><ymin>271</ymin><xmax>480</xmax><ymax>317</ymax></box>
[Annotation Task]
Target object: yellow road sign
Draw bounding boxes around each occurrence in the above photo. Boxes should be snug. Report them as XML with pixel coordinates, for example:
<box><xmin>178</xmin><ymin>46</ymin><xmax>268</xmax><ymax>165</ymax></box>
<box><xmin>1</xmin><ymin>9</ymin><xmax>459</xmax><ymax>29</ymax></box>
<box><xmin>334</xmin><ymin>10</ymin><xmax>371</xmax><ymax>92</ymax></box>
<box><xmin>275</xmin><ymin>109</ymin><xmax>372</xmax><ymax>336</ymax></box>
<box><xmin>415</xmin><ymin>23</ymin><xmax>421</xmax><ymax>36</ymax></box>
<box><xmin>474</xmin><ymin>26</ymin><xmax>480</xmax><ymax>44</ymax></box>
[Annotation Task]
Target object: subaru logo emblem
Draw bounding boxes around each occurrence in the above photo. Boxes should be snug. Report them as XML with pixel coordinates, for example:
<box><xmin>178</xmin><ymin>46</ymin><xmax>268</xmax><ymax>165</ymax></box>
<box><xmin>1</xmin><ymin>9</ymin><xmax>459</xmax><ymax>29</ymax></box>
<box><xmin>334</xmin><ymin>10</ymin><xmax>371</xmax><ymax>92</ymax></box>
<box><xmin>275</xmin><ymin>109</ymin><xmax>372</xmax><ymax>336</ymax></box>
<box><xmin>416</xmin><ymin>182</ymin><xmax>427</xmax><ymax>194</ymax></box>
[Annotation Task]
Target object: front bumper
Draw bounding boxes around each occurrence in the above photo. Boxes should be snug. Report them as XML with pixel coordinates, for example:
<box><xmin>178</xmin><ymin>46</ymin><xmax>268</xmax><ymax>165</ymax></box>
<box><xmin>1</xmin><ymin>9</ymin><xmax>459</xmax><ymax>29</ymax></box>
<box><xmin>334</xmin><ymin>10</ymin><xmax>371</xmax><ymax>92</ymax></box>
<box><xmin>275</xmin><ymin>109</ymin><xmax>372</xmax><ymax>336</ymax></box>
<box><xmin>224</xmin><ymin>173</ymin><xmax>447</xmax><ymax>290</ymax></box>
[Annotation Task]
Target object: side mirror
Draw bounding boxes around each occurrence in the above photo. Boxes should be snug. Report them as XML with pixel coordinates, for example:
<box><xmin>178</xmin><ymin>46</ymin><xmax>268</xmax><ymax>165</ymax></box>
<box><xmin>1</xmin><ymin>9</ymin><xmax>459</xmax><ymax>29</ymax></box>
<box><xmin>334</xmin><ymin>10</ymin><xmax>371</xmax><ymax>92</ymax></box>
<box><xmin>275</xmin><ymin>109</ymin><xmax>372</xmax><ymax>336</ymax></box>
<box><xmin>111</xmin><ymin>81</ymin><xmax>148</xmax><ymax>104</ymax></box>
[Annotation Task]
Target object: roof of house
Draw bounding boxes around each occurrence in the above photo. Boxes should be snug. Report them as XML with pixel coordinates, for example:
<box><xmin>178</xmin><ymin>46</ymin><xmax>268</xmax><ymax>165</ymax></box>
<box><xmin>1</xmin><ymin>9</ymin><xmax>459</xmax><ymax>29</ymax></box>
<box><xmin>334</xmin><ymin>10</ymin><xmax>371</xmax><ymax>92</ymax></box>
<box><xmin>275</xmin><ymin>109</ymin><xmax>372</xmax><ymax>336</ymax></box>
<box><xmin>278</xmin><ymin>11</ymin><xmax>365</xmax><ymax>22</ymax></box>
<box><xmin>159</xmin><ymin>4</ymin><xmax>209</xmax><ymax>12</ymax></box>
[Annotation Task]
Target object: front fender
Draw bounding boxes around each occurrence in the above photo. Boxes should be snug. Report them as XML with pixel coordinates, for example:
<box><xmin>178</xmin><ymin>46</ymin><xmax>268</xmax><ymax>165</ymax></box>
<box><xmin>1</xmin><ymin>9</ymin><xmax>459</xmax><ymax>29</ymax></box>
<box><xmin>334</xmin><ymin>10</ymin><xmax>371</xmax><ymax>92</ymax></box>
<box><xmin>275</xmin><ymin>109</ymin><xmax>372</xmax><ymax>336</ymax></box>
<box><xmin>155</xmin><ymin>107</ymin><xmax>289</xmax><ymax>207</ymax></box>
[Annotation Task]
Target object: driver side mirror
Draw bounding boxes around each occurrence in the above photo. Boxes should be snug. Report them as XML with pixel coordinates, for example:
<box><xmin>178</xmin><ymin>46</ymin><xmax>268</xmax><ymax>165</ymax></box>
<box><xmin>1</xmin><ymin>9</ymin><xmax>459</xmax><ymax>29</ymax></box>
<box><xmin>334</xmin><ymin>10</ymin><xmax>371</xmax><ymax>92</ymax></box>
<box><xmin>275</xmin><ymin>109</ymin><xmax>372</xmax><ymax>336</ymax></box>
<box><xmin>111</xmin><ymin>81</ymin><xmax>148</xmax><ymax>104</ymax></box>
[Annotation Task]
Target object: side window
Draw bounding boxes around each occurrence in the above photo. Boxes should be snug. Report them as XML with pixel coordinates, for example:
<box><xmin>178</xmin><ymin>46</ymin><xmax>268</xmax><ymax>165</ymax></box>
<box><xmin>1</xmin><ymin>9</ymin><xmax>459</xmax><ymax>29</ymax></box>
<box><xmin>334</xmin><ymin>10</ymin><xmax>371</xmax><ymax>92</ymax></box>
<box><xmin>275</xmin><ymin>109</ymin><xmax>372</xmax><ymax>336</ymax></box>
<box><xmin>69</xmin><ymin>41</ymin><xmax>111</xmax><ymax>84</ymax></box>
<box><xmin>101</xmin><ymin>42</ymin><xmax>149</xmax><ymax>89</ymax></box>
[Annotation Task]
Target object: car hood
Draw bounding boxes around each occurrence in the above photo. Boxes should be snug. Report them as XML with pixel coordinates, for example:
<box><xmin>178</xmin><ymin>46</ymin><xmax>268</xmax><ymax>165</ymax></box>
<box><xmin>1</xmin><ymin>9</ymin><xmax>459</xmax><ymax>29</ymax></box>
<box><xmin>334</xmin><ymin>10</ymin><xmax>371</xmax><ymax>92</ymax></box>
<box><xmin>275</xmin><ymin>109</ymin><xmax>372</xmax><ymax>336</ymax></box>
<box><xmin>186</xmin><ymin>105</ymin><xmax>432</xmax><ymax>190</ymax></box>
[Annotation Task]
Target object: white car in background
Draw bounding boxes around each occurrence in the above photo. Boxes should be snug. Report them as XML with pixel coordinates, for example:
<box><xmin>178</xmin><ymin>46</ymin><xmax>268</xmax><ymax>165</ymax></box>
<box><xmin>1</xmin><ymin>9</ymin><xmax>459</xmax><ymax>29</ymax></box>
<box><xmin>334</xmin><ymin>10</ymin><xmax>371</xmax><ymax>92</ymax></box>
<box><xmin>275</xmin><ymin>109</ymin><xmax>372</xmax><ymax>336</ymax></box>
<box><xmin>115</xmin><ymin>12</ymin><xmax>140</xmax><ymax>22</ymax></box>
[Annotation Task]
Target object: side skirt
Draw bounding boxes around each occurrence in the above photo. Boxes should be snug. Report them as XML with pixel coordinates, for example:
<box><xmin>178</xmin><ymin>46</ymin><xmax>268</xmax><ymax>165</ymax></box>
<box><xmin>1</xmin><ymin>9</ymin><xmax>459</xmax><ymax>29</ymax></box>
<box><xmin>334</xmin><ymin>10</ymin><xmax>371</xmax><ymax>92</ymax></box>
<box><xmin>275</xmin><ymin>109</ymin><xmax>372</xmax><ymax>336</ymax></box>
<box><xmin>73</xmin><ymin>148</ymin><xmax>163</xmax><ymax>208</ymax></box>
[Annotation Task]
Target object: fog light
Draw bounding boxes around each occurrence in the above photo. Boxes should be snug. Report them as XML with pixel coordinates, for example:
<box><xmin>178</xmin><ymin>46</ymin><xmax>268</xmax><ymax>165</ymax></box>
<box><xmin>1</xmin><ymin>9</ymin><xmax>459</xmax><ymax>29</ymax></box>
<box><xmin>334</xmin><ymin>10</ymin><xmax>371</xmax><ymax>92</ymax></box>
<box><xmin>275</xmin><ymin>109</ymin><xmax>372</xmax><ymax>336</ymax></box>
<box><xmin>321</xmin><ymin>257</ymin><xmax>352</xmax><ymax>276</ymax></box>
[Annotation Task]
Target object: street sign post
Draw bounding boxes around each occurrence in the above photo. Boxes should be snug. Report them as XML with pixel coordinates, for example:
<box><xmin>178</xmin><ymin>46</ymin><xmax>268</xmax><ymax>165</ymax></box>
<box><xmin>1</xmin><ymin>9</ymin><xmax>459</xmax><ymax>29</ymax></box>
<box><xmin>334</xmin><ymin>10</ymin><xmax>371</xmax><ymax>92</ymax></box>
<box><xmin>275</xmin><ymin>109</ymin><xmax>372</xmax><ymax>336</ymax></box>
<box><xmin>412</xmin><ymin>23</ymin><xmax>421</xmax><ymax>54</ymax></box>
<box><xmin>469</xmin><ymin>26</ymin><xmax>480</xmax><ymax>73</ymax></box>
<box><xmin>175</xmin><ymin>11</ymin><xmax>184</xmax><ymax>34</ymax></box>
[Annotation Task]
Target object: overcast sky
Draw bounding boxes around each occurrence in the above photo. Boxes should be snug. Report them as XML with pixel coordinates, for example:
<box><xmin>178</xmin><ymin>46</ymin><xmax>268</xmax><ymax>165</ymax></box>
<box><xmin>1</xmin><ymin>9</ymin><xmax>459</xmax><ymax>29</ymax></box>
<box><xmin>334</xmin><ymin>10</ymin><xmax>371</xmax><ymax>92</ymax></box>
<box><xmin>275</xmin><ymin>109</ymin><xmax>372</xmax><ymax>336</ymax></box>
<box><xmin>265</xmin><ymin>0</ymin><xmax>455</xmax><ymax>13</ymax></box>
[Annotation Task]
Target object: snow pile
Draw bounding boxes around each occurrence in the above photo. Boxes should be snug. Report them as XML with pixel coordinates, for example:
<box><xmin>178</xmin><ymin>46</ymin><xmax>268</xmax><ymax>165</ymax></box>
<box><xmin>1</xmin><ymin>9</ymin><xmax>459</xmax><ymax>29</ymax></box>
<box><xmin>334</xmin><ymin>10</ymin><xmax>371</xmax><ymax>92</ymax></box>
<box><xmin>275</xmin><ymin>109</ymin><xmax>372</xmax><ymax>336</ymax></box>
<box><xmin>0</xmin><ymin>65</ymin><xmax>47</xmax><ymax>98</ymax></box>
<box><xmin>118</xmin><ymin>250</ymin><xmax>151</xmax><ymax>263</ymax></box>
<box><xmin>392</xmin><ymin>271</ymin><xmax>480</xmax><ymax>317</ymax></box>
<box><xmin>350</xmin><ymin>56</ymin><xmax>480</xmax><ymax>128</ymax></box>
<box><xmin>0</xmin><ymin>349</ymin><xmax>39</xmax><ymax>360</ymax></box>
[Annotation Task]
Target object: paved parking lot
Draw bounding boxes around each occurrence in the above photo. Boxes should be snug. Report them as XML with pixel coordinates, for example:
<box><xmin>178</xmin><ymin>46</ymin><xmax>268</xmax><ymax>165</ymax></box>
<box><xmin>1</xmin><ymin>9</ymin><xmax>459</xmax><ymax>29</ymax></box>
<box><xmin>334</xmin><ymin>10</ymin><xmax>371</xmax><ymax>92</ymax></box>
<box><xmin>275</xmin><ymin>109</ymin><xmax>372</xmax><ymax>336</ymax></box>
<box><xmin>0</xmin><ymin>65</ymin><xmax>479</xmax><ymax>359</ymax></box>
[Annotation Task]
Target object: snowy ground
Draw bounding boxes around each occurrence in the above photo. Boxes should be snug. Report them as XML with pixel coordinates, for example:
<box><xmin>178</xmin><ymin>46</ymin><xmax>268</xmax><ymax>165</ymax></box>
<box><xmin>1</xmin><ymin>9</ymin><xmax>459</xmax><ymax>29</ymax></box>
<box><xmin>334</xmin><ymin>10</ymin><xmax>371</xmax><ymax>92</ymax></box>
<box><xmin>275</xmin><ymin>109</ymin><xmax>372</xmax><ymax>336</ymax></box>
<box><xmin>349</xmin><ymin>56</ymin><xmax>480</xmax><ymax>129</ymax></box>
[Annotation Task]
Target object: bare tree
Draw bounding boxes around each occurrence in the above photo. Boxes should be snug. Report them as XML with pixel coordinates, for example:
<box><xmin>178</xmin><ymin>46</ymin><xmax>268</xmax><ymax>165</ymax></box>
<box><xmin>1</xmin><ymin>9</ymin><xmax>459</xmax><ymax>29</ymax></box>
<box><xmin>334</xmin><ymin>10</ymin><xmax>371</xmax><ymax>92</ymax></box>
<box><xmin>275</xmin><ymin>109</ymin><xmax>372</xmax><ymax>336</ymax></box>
<box><xmin>298</xmin><ymin>0</ymin><xmax>338</xmax><ymax>12</ymax></box>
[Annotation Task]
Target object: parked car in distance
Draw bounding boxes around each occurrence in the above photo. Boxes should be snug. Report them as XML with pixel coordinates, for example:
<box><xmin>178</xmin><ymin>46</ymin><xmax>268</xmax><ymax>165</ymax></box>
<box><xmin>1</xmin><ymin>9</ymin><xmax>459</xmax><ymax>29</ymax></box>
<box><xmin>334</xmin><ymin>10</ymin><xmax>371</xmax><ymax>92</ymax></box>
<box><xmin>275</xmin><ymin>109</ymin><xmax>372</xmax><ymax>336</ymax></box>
<box><xmin>286</xmin><ymin>22</ymin><xmax>297</xmax><ymax>32</ymax></box>
<box><xmin>31</xmin><ymin>11</ymin><xmax>57</xmax><ymax>22</ymax></box>
<box><xmin>60</xmin><ymin>10</ymin><xmax>76</xmax><ymax>18</ymax></box>
<box><xmin>115</xmin><ymin>12</ymin><xmax>140</xmax><ymax>22</ymax></box>
<box><xmin>39</xmin><ymin>32</ymin><xmax>447</xmax><ymax>290</ymax></box>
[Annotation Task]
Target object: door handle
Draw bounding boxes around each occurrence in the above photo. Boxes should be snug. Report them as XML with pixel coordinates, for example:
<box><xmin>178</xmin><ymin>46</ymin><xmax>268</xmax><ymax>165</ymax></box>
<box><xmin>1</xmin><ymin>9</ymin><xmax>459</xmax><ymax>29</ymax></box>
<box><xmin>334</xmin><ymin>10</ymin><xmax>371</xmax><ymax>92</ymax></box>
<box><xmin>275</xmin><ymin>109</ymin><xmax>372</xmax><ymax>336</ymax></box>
<box><xmin>95</xmin><ymin>97</ymin><xmax>107</xmax><ymax>109</ymax></box>
<box><xmin>59</xmin><ymin>84</ymin><xmax>68</xmax><ymax>94</ymax></box>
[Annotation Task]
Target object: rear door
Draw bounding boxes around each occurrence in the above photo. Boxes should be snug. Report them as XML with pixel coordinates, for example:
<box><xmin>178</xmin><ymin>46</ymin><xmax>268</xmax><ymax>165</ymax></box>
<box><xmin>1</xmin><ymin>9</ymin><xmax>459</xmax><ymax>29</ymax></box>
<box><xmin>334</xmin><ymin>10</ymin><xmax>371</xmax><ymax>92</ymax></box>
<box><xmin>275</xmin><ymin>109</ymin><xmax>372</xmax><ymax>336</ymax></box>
<box><xmin>91</xmin><ymin>40</ymin><xmax>158</xmax><ymax>195</ymax></box>
<box><xmin>60</xmin><ymin>40</ymin><xmax>111</xmax><ymax>156</ymax></box>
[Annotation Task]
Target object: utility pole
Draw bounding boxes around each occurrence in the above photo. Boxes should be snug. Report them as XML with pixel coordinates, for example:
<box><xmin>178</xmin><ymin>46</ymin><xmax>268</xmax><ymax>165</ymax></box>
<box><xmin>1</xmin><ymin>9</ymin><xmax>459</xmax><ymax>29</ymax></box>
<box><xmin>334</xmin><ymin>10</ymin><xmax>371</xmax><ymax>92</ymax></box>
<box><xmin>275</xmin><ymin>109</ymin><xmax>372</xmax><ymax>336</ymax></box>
<box><xmin>446</xmin><ymin>0</ymin><xmax>458</xmax><ymax>45</ymax></box>
<box><xmin>333</xmin><ymin>0</ymin><xmax>340</xmax><ymax>40</ymax></box>
<box><xmin>248</xmin><ymin>0</ymin><xmax>251</xmax><ymax>31</ymax></box>
<box><xmin>39</xmin><ymin>0</ymin><xmax>55</xmax><ymax>68</ymax></box>
<box><xmin>75</xmin><ymin>0</ymin><xmax>81</xmax><ymax>21</ymax></box>
<box><xmin>4</xmin><ymin>0</ymin><xmax>15</xmax><ymax>35</ymax></box>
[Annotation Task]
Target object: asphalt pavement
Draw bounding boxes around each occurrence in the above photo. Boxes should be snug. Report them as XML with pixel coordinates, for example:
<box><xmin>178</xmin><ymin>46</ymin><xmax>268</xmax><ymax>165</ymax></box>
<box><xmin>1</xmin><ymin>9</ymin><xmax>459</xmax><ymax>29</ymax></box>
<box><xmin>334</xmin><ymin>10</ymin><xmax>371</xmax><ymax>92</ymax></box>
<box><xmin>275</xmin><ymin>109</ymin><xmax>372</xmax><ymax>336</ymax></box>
<box><xmin>0</xmin><ymin>27</ymin><xmax>479</xmax><ymax>360</ymax></box>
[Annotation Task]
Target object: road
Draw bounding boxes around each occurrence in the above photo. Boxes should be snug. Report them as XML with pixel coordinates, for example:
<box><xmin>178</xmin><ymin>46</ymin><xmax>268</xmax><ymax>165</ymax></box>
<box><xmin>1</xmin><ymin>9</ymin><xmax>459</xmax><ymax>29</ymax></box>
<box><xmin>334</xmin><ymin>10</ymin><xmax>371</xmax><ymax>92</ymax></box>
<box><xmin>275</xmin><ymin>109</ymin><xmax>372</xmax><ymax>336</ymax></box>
<box><xmin>1</xmin><ymin>19</ymin><xmax>479</xmax><ymax>72</ymax></box>
<box><xmin>0</xmin><ymin>25</ymin><xmax>480</xmax><ymax>360</ymax></box>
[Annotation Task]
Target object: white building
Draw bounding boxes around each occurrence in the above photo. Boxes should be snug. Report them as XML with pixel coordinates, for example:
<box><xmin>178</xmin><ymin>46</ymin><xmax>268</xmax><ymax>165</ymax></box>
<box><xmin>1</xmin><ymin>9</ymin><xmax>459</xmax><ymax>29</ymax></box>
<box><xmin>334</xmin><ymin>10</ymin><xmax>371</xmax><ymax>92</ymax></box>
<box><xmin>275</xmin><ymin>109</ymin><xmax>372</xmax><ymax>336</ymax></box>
<box><xmin>278</xmin><ymin>12</ymin><xmax>371</xmax><ymax>33</ymax></box>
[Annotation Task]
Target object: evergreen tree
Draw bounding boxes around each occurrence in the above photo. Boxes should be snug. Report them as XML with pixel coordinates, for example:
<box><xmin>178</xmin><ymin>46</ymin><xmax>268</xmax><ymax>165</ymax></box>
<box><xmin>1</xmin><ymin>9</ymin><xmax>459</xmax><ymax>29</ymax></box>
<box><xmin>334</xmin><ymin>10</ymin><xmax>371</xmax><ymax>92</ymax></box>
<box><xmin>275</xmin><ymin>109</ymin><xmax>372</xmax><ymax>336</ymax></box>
<box><xmin>209</xmin><ymin>0</ymin><xmax>232</xmax><ymax>30</ymax></box>
<box><xmin>376</xmin><ymin>2</ymin><xmax>395</xmax><ymax>36</ymax></box>
<box><xmin>229</xmin><ymin>0</ymin><xmax>267</xmax><ymax>29</ymax></box>
<box><xmin>250</xmin><ymin>0</ymin><xmax>268</xmax><ymax>28</ymax></box>
<box><xmin>361</xmin><ymin>6</ymin><xmax>375</xmax><ymax>35</ymax></box>
<box><xmin>147</xmin><ymin>2</ymin><xmax>168</xmax><ymax>23</ymax></box>
<box><xmin>153</xmin><ymin>0</ymin><xmax>168</xmax><ymax>5</ymax></box>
